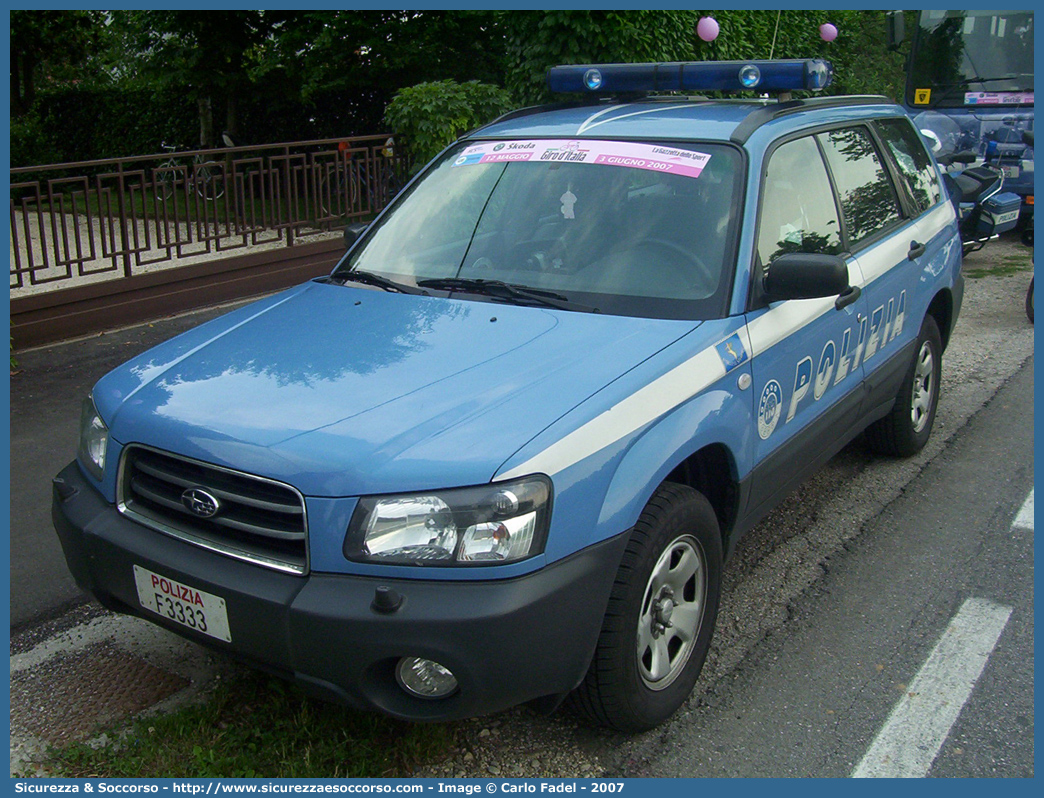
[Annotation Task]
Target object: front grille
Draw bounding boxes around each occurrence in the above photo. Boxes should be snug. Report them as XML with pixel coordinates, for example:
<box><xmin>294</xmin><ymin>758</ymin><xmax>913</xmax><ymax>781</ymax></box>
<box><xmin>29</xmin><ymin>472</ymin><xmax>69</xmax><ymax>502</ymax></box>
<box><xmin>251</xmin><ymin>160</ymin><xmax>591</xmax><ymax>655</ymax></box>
<box><xmin>118</xmin><ymin>445</ymin><xmax>307</xmax><ymax>574</ymax></box>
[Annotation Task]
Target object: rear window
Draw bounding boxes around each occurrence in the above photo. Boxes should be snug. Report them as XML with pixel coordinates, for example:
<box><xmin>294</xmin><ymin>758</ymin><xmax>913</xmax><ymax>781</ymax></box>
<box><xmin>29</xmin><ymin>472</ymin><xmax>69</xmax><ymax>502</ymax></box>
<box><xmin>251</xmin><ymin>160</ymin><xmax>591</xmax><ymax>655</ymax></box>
<box><xmin>874</xmin><ymin>117</ymin><xmax>943</xmax><ymax>213</ymax></box>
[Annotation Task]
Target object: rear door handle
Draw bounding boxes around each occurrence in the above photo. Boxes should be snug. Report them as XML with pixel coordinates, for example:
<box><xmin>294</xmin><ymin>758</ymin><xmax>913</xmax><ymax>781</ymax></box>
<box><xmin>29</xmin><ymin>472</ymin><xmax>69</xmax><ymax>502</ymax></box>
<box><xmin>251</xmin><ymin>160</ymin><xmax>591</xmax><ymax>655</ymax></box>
<box><xmin>908</xmin><ymin>240</ymin><xmax>926</xmax><ymax>260</ymax></box>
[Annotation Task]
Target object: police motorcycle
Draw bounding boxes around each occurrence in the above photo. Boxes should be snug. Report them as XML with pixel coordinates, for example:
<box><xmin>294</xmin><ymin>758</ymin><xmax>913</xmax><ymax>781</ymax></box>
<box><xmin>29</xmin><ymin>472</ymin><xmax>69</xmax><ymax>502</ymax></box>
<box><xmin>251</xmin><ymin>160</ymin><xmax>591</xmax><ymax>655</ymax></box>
<box><xmin>918</xmin><ymin>121</ymin><xmax>1023</xmax><ymax>255</ymax></box>
<box><xmin>936</xmin><ymin>149</ymin><xmax>1022</xmax><ymax>255</ymax></box>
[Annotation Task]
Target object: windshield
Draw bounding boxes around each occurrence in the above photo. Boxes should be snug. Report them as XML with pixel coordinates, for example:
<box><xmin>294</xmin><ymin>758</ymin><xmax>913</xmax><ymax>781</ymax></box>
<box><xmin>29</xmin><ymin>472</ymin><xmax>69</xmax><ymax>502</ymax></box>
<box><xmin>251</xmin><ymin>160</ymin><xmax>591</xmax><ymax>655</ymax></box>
<box><xmin>335</xmin><ymin>139</ymin><xmax>743</xmax><ymax>319</ymax></box>
<box><xmin>908</xmin><ymin>10</ymin><xmax>1034</xmax><ymax>108</ymax></box>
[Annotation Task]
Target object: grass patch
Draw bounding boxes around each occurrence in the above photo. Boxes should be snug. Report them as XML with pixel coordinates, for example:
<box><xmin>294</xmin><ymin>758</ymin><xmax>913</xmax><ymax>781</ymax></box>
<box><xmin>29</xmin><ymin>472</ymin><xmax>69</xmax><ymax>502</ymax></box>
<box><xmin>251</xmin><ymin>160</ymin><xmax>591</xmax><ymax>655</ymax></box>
<box><xmin>46</xmin><ymin>671</ymin><xmax>456</xmax><ymax>778</ymax></box>
<box><xmin>964</xmin><ymin>260</ymin><xmax>1033</xmax><ymax>279</ymax></box>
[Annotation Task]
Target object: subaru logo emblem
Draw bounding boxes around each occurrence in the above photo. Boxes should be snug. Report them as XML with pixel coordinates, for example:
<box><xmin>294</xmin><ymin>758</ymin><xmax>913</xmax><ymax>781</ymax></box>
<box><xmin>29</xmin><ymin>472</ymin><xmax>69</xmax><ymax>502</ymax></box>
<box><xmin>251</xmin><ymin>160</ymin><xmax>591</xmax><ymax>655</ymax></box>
<box><xmin>181</xmin><ymin>487</ymin><xmax>221</xmax><ymax>519</ymax></box>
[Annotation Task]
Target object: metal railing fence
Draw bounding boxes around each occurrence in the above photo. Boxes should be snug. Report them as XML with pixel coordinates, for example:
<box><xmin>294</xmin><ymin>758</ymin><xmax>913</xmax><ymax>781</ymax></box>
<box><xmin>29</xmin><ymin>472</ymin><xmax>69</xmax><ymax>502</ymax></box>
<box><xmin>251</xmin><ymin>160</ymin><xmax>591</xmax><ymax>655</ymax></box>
<box><xmin>10</xmin><ymin>135</ymin><xmax>406</xmax><ymax>294</ymax></box>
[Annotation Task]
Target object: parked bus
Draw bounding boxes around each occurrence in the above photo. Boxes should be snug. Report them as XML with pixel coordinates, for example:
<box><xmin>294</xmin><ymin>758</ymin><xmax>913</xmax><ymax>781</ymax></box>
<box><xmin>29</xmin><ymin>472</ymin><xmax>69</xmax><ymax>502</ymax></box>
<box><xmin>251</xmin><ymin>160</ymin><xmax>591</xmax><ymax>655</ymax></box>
<box><xmin>890</xmin><ymin>9</ymin><xmax>1034</xmax><ymax>221</ymax></box>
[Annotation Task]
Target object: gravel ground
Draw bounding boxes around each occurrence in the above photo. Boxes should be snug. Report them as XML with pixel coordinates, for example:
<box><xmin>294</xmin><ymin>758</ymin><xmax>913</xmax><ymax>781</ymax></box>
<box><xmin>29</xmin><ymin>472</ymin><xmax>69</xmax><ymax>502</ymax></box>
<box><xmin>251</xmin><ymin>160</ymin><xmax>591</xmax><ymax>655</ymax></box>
<box><xmin>9</xmin><ymin>233</ymin><xmax>1033</xmax><ymax>778</ymax></box>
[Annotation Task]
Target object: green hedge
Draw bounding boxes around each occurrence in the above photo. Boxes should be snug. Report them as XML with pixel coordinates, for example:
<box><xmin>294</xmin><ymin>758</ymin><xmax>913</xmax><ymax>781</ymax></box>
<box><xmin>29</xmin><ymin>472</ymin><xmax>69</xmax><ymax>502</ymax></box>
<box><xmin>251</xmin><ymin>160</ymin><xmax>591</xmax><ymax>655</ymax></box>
<box><xmin>12</xmin><ymin>86</ymin><xmax>198</xmax><ymax>166</ymax></box>
<box><xmin>384</xmin><ymin>80</ymin><xmax>513</xmax><ymax>171</ymax></box>
<box><xmin>691</xmin><ymin>10</ymin><xmax>906</xmax><ymax>100</ymax></box>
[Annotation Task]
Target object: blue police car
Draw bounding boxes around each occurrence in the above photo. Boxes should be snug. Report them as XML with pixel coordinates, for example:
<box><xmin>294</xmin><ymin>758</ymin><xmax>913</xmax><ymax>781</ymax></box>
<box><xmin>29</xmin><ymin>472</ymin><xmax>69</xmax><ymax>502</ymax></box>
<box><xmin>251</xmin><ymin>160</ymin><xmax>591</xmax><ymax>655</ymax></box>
<box><xmin>54</xmin><ymin>60</ymin><xmax>962</xmax><ymax>731</ymax></box>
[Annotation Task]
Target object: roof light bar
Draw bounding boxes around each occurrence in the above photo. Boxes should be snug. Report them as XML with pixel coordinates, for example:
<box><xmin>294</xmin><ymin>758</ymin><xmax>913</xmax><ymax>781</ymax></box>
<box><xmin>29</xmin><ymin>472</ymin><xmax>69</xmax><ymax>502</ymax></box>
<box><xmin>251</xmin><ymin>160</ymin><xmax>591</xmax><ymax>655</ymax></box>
<box><xmin>547</xmin><ymin>59</ymin><xmax>833</xmax><ymax>95</ymax></box>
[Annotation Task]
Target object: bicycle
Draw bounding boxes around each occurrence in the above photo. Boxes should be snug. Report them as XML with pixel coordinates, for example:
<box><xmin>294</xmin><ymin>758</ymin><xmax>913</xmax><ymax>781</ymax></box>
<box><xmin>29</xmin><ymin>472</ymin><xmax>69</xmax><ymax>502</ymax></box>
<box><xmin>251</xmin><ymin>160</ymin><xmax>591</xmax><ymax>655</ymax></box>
<box><xmin>318</xmin><ymin>138</ymin><xmax>402</xmax><ymax>218</ymax></box>
<box><xmin>155</xmin><ymin>142</ymin><xmax>225</xmax><ymax>202</ymax></box>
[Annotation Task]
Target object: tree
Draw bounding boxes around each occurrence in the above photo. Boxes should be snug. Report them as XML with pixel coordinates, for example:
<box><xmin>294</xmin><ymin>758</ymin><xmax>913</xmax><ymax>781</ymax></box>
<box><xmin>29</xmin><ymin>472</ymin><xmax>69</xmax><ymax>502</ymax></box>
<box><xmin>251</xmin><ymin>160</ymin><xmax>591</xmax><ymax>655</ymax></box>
<box><xmin>253</xmin><ymin>11</ymin><xmax>505</xmax><ymax>109</ymax></box>
<box><xmin>10</xmin><ymin>10</ymin><xmax>102</xmax><ymax>116</ymax></box>
<box><xmin>108</xmin><ymin>10</ymin><xmax>281</xmax><ymax>146</ymax></box>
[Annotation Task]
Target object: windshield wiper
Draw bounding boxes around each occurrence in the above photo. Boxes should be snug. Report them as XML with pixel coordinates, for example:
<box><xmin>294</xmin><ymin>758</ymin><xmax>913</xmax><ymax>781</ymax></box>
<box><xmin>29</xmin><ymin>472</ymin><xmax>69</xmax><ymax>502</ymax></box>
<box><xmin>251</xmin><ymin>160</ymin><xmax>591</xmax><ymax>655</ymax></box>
<box><xmin>417</xmin><ymin>278</ymin><xmax>599</xmax><ymax>313</ymax></box>
<box><xmin>324</xmin><ymin>270</ymin><xmax>427</xmax><ymax>294</ymax></box>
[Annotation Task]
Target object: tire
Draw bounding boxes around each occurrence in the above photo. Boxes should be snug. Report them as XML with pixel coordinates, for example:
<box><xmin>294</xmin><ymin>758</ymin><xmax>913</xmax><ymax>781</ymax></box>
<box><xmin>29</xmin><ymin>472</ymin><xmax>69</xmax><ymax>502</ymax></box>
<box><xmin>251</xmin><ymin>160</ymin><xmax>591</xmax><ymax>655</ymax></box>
<box><xmin>1026</xmin><ymin>277</ymin><xmax>1034</xmax><ymax>324</ymax></box>
<box><xmin>317</xmin><ymin>171</ymin><xmax>345</xmax><ymax>218</ymax></box>
<box><xmin>194</xmin><ymin>158</ymin><xmax>224</xmax><ymax>201</ymax></box>
<box><xmin>865</xmin><ymin>315</ymin><xmax>942</xmax><ymax>457</ymax></box>
<box><xmin>571</xmin><ymin>482</ymin><xmax>722</xmax><ymax>732</ymax></box>
<box><xmin>155</xmin><ymin>159</ymin><xmax>178</xmax><ymax>201</ymax></box>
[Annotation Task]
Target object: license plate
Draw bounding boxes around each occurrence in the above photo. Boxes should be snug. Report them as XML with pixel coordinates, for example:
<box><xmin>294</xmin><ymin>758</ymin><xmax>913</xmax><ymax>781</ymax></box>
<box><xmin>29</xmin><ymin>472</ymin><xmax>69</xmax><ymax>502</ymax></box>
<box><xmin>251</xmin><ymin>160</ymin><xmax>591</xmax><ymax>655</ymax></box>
<box><xmin>1002</xmin><ymin>165</ymin><xmax>1020</xmax><ymax>178</ymax></box>
<box><xmin>133</xmin><ymin>565</ymin><xmax>232</xmax><ymax>643</ymax></box>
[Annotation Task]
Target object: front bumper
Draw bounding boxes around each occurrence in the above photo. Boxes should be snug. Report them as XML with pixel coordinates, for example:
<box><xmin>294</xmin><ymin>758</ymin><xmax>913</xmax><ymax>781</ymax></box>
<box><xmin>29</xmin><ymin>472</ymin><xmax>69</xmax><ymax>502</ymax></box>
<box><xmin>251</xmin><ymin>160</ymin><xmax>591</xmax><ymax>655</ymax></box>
<box><xmin>53</xmin><ymin>462</ymin><xmax>629</xmax><ymax>721</ymax></box>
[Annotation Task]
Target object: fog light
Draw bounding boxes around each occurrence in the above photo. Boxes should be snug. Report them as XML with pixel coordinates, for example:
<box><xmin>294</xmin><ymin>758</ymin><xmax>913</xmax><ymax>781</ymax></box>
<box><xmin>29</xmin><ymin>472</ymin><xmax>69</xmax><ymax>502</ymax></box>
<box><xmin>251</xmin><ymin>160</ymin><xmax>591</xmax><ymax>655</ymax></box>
<box><xmin>396</xmin><ymin>657</ymin><xmax>458</xmax><ymax>699</ymax></box>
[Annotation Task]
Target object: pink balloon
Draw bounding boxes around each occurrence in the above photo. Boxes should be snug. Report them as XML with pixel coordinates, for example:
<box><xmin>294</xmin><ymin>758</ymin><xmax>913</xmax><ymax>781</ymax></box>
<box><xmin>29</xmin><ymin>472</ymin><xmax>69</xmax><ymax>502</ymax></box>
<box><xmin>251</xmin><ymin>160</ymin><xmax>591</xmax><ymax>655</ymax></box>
<box><xmin>697</xmin><ymin>17</ymin><xmax>720</xmax><ymax>42</ymax></box>
<box><xmin>820</xmin><ymin>23</ymin><xmax>838</xmax><ymax>42</ymax></box>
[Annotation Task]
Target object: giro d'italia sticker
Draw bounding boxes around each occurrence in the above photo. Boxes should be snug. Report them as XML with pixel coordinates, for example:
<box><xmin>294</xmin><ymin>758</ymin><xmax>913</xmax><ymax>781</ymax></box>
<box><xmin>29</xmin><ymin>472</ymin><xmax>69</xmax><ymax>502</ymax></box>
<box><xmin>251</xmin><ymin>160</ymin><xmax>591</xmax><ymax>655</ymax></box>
<box><xmin>964</xmin><ymin>91</ymin><xmax>1034</xmax><ymax>105</ymax></box>
<box><xmin>453</xmin><ymin>140</ymin><xmax>711</xmax><ymax>179</ymax></box>
<box><xmin>758</xmin><ymin>380</ymin><xmax>783</xmax><ymax>440</ymax></box>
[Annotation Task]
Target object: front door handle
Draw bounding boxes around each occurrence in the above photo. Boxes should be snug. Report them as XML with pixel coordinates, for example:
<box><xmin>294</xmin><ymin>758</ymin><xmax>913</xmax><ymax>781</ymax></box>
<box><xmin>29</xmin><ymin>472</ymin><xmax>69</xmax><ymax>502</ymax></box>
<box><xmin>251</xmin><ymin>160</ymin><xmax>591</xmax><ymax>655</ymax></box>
<box><xmin>835</xmin><ymin>284</ymin><xmax>861</xmax><ymax>311</ymax></box>
<box><xmin>908</xmin><ymin>240</ymin><xmax>926</xmax><ymax>260</ymax></box>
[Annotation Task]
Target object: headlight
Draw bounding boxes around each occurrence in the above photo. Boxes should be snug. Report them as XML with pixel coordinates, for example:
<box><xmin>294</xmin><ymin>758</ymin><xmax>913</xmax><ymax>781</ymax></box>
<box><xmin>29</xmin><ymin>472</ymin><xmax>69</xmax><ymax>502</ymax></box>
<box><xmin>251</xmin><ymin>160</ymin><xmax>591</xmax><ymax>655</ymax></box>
<box><xmin>78</xmin><ymin>395</ymin><xmax>109</xmax><ymax>481</ymax></box>
<box><xmin>344</xmin><ymin>476</ymin><xmax>551</xmax><ymax>566</ymax></box>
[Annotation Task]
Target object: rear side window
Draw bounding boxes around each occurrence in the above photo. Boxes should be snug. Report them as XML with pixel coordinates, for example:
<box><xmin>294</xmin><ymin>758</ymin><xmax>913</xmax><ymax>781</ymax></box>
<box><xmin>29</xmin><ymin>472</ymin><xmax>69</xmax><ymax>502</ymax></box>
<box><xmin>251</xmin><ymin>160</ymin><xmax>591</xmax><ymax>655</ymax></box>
<box><xmin>874</xmin><ymin>117</ymin><xmax>943</xmax><ymax>213</ymax></box>
<box><xmin>756</xmin><ymin>136</ymin><xmax>842</xmax><ymax>265</ymax></box>
<box><xmin>817</xmin><ymin>127</ymin><xmax>903</xmax><ymax>248</ymax></box>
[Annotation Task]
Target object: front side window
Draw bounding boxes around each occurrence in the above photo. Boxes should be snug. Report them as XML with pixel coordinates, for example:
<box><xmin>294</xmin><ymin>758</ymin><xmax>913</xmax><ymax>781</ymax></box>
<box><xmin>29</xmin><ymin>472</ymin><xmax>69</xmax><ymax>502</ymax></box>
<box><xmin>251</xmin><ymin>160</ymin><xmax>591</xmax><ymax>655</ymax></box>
<box><xmin>817</xmin><ymin>128</ymin><xmax>903</xmax><ymax>248</ymax></box>
<box><xmin>336</xmin><ymin>139</ymin><xmax>744</xmax><ymax>320</ymax></box>
<box><xmin>756</xmin><ymin>136</ymin><xmax>842</xmax><ymax>266</ymax></box>
<box><xmin>874</xmin><ymin>118</ymin><xmax>942</xmax><ymax>213</ymax></box>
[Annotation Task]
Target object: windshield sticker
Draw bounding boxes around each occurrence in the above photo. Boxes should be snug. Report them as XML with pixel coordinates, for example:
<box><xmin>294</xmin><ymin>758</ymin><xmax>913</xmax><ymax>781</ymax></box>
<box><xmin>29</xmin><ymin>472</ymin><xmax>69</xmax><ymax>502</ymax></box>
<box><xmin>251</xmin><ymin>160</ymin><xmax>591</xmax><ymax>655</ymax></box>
<box><xmin>964</xmin><ymin>92</ymin><xmax>1034</xmax><ymax>106</ymax></box>
<box><xmin>454</xmin><ymin>140</ymin><xmax>711</xmax><ymax>179</ymax></box>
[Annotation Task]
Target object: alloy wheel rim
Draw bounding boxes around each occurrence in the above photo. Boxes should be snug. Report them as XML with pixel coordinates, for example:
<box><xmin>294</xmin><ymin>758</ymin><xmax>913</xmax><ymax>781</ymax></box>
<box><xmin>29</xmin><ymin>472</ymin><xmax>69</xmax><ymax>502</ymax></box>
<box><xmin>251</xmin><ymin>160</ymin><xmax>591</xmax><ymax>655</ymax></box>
<box><xmin>636</xmin><ymin>535</ymin><xmax>706</xmax><ymax>691</ymax></box>
<box><xmin>910</xmin><ymin>341</ymin><xmax>935</xmax><ymax>433</ymax></box>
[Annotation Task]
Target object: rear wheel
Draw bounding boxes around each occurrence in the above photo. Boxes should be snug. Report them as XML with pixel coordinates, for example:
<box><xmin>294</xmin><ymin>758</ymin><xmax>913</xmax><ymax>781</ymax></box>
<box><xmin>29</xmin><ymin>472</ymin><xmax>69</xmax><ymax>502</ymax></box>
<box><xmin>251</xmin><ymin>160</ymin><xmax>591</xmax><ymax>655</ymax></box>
<box><xmin>1026</xmin><ymin>277</ymin><xmax>1034</xmax><ymax>323</ymax></box>
<box><xmin>865</xmin><ymin>315</ymin><xmax>942</xmax><ymax>456</ymax></box>
<box><xmin>571</xmin><ymin>482</ymin><xmax>722</xmax><ymax>731</ymax></box>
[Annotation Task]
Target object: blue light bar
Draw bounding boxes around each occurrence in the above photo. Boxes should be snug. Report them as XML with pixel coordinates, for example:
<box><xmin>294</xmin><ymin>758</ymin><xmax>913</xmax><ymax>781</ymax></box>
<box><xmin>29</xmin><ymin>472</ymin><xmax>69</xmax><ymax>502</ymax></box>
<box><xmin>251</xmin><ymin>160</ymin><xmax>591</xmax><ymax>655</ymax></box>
<box><xmin>547</xmin><ymin>59</ymin><xmax>833</xmax><ymax>95</ymax></box>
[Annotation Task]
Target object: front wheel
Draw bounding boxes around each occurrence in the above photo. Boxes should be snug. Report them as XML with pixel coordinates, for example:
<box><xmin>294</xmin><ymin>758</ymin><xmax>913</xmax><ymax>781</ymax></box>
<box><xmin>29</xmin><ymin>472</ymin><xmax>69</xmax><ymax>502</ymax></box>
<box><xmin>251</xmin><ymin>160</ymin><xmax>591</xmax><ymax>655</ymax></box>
<box><xmin>193</xmin><ymin>155</ymin><xmax>225</xmax><ymax>201</ymax></box>
<box><xmin>865</xmin><ymin>315</ymin><xmax>942</xmax><ymax>457</ymax></box>
<box><xmin>571</xmin><ymin>482</ymin><xmax>722</xmax><ymax>731</ymax></box>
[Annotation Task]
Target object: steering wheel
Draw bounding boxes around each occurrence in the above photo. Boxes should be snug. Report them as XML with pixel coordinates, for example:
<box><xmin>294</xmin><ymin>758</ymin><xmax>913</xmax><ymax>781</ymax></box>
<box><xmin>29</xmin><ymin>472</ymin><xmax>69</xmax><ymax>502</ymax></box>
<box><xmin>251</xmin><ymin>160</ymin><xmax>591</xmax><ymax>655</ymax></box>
<box><xmin>631</xmin><ymin>238</ymin><xmax>716</xmax><ymax>292</ymax></box>
<box><xmin>510</xmin><ymin>239</ymin><xmax>567</xmax><ymax>272</ymax></box>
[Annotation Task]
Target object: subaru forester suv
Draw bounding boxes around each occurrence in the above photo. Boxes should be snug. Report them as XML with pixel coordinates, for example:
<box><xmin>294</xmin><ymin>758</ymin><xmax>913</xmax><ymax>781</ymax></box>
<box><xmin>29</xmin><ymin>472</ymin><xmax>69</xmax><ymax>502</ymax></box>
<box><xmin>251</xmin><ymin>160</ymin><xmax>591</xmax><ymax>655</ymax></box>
<box><xmin>55</xmin><ymin>59</ymin><xmax>962</xmax><ymax>731</ymax></box>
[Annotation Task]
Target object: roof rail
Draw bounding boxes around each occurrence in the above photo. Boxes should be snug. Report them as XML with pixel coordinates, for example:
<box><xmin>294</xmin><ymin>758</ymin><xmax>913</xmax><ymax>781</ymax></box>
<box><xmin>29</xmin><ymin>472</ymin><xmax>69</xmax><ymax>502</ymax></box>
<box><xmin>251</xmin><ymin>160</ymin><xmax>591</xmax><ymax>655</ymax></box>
<box><xmin>474</xmin><ymin>99</ymin><xmax>620</xmax><ymax>135</ymax></box>
<box><xmin>730</xmin><ymin>95</ymin><xmax>892</xmax><ymax>144</ymax></box>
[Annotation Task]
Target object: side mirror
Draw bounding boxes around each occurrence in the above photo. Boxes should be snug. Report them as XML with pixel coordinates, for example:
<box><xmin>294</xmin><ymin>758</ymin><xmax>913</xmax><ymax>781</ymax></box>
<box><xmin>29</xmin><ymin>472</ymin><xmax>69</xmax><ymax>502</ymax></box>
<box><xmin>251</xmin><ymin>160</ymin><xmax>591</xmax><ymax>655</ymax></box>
<box><xmin>343</xmin><ymin>222</ymin><xmax>368</xmax><ymax>249</ymax></box>
<box><xmin>886</xmin><ymin>11</ymin><xmax>905</xmax><ymax>50</ymax></box>
<box><xmin>764</xmin><ymin>252</ymin><xmax>859</xmax><ymax>310</ymax></box>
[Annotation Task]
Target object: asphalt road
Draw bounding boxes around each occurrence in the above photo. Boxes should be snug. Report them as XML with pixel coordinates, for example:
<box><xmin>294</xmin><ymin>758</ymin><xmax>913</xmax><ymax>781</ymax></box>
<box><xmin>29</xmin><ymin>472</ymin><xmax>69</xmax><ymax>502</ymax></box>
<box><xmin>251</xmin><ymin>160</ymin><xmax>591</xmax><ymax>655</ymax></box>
<box><xmin>620</xmin><ymin>356</ymin><xmax>1034</xmax><ymax>778</ymax></box>
<box><xmin>8</xmin><ymin>234</ymin><xmax>1035</xmax><ymax>778</ymax></box>
<box><xmin>9</xmin><ymin>302</ymin><xmax>251</xmax><ymax>629</ymax></box>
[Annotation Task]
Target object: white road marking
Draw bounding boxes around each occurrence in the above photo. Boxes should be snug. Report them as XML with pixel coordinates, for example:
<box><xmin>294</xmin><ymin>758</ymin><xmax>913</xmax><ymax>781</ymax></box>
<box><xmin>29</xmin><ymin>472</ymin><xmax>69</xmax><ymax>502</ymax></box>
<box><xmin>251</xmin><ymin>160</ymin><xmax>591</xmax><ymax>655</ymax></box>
<box><xmin>1013</xmin><ymin>489</ymin><xmax>1034</xmax><ymax>530</ymax></box>
<box><xmin>851</xmin><ymin>597</ymin><xmax>1013</xmax><ymax>778</ymax></box>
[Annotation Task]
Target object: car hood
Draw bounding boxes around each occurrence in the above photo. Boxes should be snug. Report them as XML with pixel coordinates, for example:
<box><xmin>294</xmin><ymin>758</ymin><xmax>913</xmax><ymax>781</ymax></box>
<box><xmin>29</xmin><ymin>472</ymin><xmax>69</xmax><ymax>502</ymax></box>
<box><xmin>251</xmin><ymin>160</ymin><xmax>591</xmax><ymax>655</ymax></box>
<box><xmin>96</xmin><ymin>281</ymin><xmax>698</xmax><ymax>496</ymax></box>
